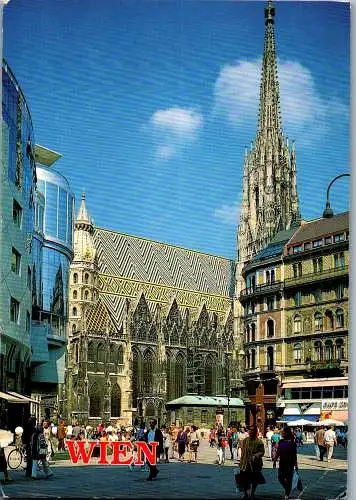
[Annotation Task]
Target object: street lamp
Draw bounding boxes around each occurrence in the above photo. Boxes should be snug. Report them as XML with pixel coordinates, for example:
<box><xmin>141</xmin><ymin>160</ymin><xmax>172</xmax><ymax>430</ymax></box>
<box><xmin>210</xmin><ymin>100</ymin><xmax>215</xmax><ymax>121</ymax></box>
<box><xmin>323</xmin><ymin>173</ymin><xmax>350</xmax><ymax>218</ymax></box>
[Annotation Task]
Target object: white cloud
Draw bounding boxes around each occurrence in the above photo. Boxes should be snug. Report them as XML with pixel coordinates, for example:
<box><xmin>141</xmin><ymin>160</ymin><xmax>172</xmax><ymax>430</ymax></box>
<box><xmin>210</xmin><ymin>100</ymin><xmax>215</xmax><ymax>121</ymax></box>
<box><xmin>149</xmin><ymin>107</ymin><xmax>203</xmax><ymax>160</ymax></box>
<box><xmin>213</xmin><ymin>200</ymin><xmax>241</xmax><ymax>226</ymax></box>
<box><xmin>214</xmin><ymin>58</ymin><xmax>348</xmax><ymax>146</ymax></box>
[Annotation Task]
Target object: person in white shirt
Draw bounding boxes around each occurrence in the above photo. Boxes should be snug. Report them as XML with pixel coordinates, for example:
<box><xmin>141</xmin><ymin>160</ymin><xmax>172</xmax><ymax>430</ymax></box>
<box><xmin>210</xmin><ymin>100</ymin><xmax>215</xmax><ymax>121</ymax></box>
<box><xmin>324</xmin><ymin>426</ymin><xmax>337</xmax><ymax>462</ymax></box>
<box><xmin>265</xmin><ymin>427</ymin><xmax>274</xmax><ymax>460</ymax></box>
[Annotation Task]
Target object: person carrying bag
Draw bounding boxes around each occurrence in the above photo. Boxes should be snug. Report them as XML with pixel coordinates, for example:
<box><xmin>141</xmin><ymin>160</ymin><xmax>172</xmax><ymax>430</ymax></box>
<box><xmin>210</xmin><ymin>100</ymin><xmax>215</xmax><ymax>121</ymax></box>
<box><xmin>31</xmin><ymin>426</ymin><xmax>54</xmax><ymax>479</ymax></box>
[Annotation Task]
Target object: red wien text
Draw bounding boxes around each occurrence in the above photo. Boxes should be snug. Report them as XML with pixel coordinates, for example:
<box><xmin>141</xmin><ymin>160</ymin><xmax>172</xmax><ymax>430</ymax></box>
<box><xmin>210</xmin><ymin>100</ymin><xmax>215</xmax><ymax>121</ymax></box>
<box><xmin>65</xmin><ymin>440</ymin><xmax>158</xmax><ymax>466</ymax></box>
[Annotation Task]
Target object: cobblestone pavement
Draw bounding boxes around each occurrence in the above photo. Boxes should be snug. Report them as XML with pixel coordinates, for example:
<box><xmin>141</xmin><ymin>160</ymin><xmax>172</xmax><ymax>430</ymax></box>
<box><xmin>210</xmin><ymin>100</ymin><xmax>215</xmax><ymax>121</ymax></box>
<box><xmin>1</xmin><ymin>441</ymin><xmax>347</xmax><ymax>499</ymax></box>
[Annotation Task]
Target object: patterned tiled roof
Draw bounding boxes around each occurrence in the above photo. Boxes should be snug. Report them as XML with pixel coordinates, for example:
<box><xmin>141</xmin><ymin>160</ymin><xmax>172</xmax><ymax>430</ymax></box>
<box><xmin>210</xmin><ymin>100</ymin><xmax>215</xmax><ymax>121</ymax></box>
<box><xmin>93</xmin><ymin>228</ymin><xmax>235</xmax><ymax>326</ymax></box>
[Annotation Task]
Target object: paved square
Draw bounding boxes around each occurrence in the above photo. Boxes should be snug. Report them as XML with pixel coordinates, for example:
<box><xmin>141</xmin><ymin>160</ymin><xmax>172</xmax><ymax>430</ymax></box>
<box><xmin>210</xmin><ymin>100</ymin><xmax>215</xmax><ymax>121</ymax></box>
<box><xmin>1</xmin><ymin>442</ymin><xmax>347</xmax><ymax>499</ymax></box>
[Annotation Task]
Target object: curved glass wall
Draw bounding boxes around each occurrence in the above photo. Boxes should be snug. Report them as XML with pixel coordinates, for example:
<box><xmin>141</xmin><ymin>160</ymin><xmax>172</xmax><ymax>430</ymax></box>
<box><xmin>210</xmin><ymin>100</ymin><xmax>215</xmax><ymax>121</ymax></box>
<box><xmin>36</xmin><ymin>166</ymin><xmax>74</xmax><ymax>252</ymax></box>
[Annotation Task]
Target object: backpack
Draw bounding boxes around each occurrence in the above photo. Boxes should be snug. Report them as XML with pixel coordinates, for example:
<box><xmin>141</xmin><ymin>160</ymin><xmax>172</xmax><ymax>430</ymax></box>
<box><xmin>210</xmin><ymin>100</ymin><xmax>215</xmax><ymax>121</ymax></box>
<box><xmin>37</xmin><ymin>433</ymin><xmax>48</xmax><ymax>457</ymax></box>
<box><xmin>136</xmin><ymin>428</ymin><xmax>145</xmax><ymax>441</ymax></box>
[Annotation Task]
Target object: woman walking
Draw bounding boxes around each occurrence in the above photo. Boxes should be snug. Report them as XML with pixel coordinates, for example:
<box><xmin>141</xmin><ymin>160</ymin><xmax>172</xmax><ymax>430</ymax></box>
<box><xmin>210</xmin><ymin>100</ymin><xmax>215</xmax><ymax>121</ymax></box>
<box><xmin>238</xmin><ymin>426</ymin><xmax>265</xmax><ymax>500</ymax></box>
<box><xmin>275</xmin><ymin>427</ymin><xmax>298</xmax><ymax>500</ymax></box>
<box><xmin>176</xmin><ymin>426</ymin><xmax>187</xmax><ymax>461</ymax></box>
<box><xmin>31</xmin><ymin>426</ymin><xmax>54</xmax><ymax>479</ymax></box>
<box><xmin>161</xmin><ymin>426</ymin><xmax>172</xmax><ymax>463</ymax></box>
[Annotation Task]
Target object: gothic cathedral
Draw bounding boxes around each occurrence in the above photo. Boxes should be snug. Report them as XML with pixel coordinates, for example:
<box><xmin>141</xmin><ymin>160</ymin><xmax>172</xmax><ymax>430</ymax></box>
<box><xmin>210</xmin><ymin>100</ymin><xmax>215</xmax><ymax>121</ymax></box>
<box><xmin>62</xmin><ymin>0</ymin><xmax>300</xmax><ymax>426</ymax></box>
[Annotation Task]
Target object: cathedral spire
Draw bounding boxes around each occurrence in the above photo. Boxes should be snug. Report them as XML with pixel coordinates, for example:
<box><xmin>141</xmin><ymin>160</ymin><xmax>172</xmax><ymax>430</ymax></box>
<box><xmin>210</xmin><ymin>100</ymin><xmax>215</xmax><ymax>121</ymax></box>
<box><xmin>257</xmin><ymin>0</ymin><xmax>282</xmax><ymax>136</ymax></box>
<box><xmin>77</xmin><ymin>192</ymin><xmax>91</xmax><ymax>225</ymax></box>
<box><xmin>237</xmin><ymin>0</ymin><xmax>301</xmax><ymax>264</ymax></box>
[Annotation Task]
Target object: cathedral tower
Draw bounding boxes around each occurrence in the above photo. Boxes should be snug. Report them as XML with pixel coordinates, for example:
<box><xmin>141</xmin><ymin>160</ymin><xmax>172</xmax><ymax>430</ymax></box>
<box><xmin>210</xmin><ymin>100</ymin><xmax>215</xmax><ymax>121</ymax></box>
<box><xmin>234</xmin><ymin>1</ymin><xmax>301</xmax><ymax>377</ymax></box>
<box><xmin>237</xmin><ymin>0</ymin><xmax>300</xmax><ymax>265</ymax></box>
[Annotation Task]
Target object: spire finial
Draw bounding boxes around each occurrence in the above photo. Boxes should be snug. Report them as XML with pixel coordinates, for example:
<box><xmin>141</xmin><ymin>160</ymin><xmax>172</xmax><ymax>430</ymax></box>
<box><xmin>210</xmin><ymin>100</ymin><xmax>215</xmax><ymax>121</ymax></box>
<box><xmin>82</xmin><ymin>192</ymin><xmax>86</xmax><ymax>200</ymax></box>
<box><xmin>265</xmin><ymin>0</ymin><xmax>275</xmax><ymax>25</ymax></box>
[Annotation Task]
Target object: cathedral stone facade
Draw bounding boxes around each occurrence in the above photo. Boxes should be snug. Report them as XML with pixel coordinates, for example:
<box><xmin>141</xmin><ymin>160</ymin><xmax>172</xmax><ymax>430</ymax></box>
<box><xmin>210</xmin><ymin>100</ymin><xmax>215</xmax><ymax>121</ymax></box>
<box><xmin>61</xmin><ymin>194</ymin><xmax>236</xmax><ymax>426</ymax></box>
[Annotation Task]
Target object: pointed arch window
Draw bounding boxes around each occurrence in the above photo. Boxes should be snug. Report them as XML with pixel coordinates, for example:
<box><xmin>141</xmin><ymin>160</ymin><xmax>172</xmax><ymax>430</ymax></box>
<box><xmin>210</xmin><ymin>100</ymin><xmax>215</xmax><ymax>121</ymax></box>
<box><xmin>175</xmin><ymin>351</ymin><xmax>185</xmax><ymax>399</ymax></box>
<box><xmin>72</xmin><ymin>307</ymin><xmax>77</xmax><ymax>317</ymax></box>
<box><xmin>204</xmin><ymin>354</ymin><xmax>214</xmax><ymax>396</ymax></box>
<box><xmin>143</xmin><ymin>349</ymin><xmax>155</xmax><ymax>393</ymax></box>
<box><xmin>180</xmin><ymin>328</ymin><xmax>187</xmax><ymax>346</ymax></box>
<box><xmin>246</xmin><ymin>325</ymin><xmax>250</xmax><ymax>343</ymax></box>
<box><xmin>110</xmin><ymin>346</ymin><xmax>117</xmax><ymax>364</ymax></box>
<box><xmin>111</xmin><ymin>383</ymin><xmax>121</xmax><ymax>417</ymax></box>
<box><xmin>73</xmin><ymin>273</ymin><xmax>78</xmax><ymax>284</ymax></box>
<box><xmin>246</xmin><ymin>351</ymin><xmax>250</xmax><ymax>369</ymax></box>
<box><xmin>84</xmin><ymin>290</ymin><xmax>89</xmax><ymax>300</ymax></box>
<box><xmin>84</xmin><ymin>273</ymin><xmax>89</xmax><ymax>284</ymax></box>
<box><xmin>97</xmin><ymin>343</ymin><xmax>105</xmax><ymax>363</ymax></box>
<box><xmin>132</xmin><ymin>348</ymin><xmax>141</xmax><ymax>407</ymax></box>
<box><xmin>89</xmin><ymin>383</ymin><xmax>101</xmax><ymax>417</ymax></box>
<box><xmin>170</xmin><ymin>325</ymin><xmax>179</xmax><ymax>345</ymax></box>
<box><xmin>117</xmin><ymin>345</ymin><xmax>124</xmax><ymax>365</ymax></box>
<box><xmin>88</xmin><ymin>342</ymin><xmax>95</xmax><ymax>362</ymax></box>
<box><xmin>73</xmin><ymin>290</ymin><xmax>77</xmax><ymax>300</ymax></box>
<box><xmin>148</xmin><ymin>325</ymin><xmax>158</xmax><ymax>342</ymax></box>
<box><xmin>72</xmin><ymin>324</ymin><xmax>76</xmax><ymax>334</ymax></box>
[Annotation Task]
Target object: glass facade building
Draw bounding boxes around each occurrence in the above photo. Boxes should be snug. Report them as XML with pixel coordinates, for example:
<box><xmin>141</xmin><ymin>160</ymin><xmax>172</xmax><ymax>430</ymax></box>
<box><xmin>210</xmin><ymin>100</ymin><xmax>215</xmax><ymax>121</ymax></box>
<box><xmin>31</xmin><ymin>152</ymin><xmax>74</xmax><ymax>390</ymax></box>
<box><xmin>1</xmin><ymin>61</ymin><xmax>36</xmax><ymax>397</ymax></box>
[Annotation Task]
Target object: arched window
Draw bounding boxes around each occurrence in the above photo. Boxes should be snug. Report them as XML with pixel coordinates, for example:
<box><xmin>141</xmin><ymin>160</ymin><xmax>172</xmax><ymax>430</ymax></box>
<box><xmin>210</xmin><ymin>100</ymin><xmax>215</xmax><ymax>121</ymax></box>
<box><xmin>89</xmin><ymin>383</ymin><xmax>101</xmax><ymax>417</ymax></box>
<box><xmin>117</xmin><ymin>345</ymin><xmax>124</xmax><ymax>364</ymax></box>
<box><xmin>314</xmin><ymin>341</ymin><xmax>323</xmax><ymax>361</ymax></box>
<box><xmin>132</xmin><ymin>348</ymin><xmax>141</xmax><ymax>407</ymax></box>
<box><xmin>84</xmin><ymin>290</ymin><xmax>89</xmax><ymax>300</ymax></box>
<box><xmin>267</xmin><ymin>346</ymin><xmax>274</xmax><ymax>370</ymax></box>
<box><xmin>73</xmin><ymin>273</ymin><xmax>78</xmax><ymax>284</ymax></box>
<box><xmin>84</xmin><ymin>273</ymin><xmax>89</xmax><ymax>284</ymax></box>
<box><xmin>251</xmin><ymin>323</ymin><xmax>256</xmax><ymax>342</ymax></box>
<box><xmin>145</xmin><ymin>402</ymin><xmax>155</xmax><ymax>419</ymax></box>
<box><xmin>251</xmin><ymin>349</ymin><xmax>256</xmax><ymax>369</ymax></box>
<box><xmin>175</xmin><ymin>352</ymin><xmax>185</xmax><ymax>398</ymax></box>
<box><xmin>97</xmin><ymin>343</ymin><xmax>105</xmax><ymax>363</ymax></box>
<box><xmin>271</xmin><ymin>270</ymin><xmax>275</xmax><ymax>283</ymax></box>
<box><xmin>88</xmin><ymin>342</ymin><xmax>95</xmax><ymax>362</ymax></box>
<box><xmin>314</xmin><ymin>312</ymin><xmax>323</xmax><ymax>331</ymax></box>
<box><xmin>72</xmin><ymin>324</ymin><xmax>76</xmax><ymax>333</ymax></box>
<box><xmin>325</xmin><ymin>340</ymin><xmax>333</xmax><ymax>361</ymax></box>
<box><xmin>267</xmin><ymin>319</ymin><xmax>274</xmax><ymax>338</ymax></box>
<box><xmin>246</xmin><ymin>325</ymin><xmax>250</xmax><ymax>343</ymax></box>
<box><xmin>72</xmin><ymin>307</ymin><xmax>77</xmax><ymax>317</ymax></box>
<box><xmin>246</xmin><ymin>351</ymin><xmax>250</xmax><ymax>369</ymax></box>
<box><xmin>325</xmin><ymin>310</ymin><xmax>334</xmax><ymax>330</ymax></box>
<box><xmin>336</xmin><ymin>309</ymin><xmax>344</xmax><ymax>328</ymax></box>
<box><xmin>293</xmin><ymin>343</ymin><xmax>302</xmax><ymax>364</ymax></box>
<box><xmin>336</xmin><ymin>339</ymin><xmax>345</xmax><ymax>360</ymax></box>
<box><xmin>143</xmin><ymin>349</ymin><xmax>154</xmax><ymax>393</ymax></box>
<box><xmin>294</xmin><ymin>315</ymin><xmax>302</xmax><ymax>334</ymax></box>
<box><xmin>204</xmin><ymin>355</ymin><xmax>214</xmax><ymax>396</ymax></box>
<box><xmin>73</xmin><ymin>290</ymin><xmax>77</xmax><ymax>300</ymax></box>
<box><xmin>111</xmin><ymin>383</ymin><xmax>121</xmax><ymax>417</ymax></box>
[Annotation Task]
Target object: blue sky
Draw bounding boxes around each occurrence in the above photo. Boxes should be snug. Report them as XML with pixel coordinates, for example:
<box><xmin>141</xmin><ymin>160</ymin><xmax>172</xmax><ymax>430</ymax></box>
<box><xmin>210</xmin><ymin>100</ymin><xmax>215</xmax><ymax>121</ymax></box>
<box><xmin>3</xmin><ymin>0</ymin><xmax>349</xmax><ymax>259</ymax></box>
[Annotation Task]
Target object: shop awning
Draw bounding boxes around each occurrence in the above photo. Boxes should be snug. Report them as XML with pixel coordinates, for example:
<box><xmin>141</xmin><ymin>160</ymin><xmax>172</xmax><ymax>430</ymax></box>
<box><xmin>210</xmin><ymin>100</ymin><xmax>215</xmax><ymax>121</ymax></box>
<box><xmin>279</xmin><ymin>415</ymin><xmax>319</xmax><ymax>422</ymax></box>
<box><xmin>282</xmin><ymin>378</ymin><xmax>348</xmax><ymax>389</ymax></box>
<box><xmin>0</xmin><ymin>391</ymin><xmax>39</xmax><ymax>404</ymax></box>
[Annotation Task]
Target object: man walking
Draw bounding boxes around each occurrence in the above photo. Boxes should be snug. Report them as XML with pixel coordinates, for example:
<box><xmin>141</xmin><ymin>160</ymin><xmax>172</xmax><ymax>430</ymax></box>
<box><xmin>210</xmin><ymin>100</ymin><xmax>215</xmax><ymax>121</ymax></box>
<box><xmin>324</xmin><ymin>426</ymin><xmax>337</xmax><ymax>462</ymax></box>
<box><xmin>265</xmin><ymin>427</ymin><xmax>273</xmax><ymax>460</ymax></box>
<box><xmin>315</xmin><ymin>427</ymin><xmax>327</xmax><ymax>462</ymax></box>
<box><xmin>144</xmin><ymin>419</ymin><xmax>163</xmax><ymax>481</ymax></box>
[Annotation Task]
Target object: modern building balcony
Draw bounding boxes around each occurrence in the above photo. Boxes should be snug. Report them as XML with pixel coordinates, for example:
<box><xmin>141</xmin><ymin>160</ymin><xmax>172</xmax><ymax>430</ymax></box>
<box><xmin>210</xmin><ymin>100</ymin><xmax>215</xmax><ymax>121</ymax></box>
<box><xmin>284</xmin><ymin>266</ymin><xmax>348</xmax><ymax>289</ymax></box>
<box><xmin>240</xmin><ymin>281</ymin><xmax>282</xmax><ymax>301</ymax></box>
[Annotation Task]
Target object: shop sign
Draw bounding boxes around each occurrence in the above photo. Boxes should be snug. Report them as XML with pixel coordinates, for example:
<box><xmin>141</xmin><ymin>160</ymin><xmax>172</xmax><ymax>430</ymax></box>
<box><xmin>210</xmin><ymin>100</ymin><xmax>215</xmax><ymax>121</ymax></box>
<box><xmin>321</xmin><ymin>399</ymin><xmax>348</xmax><ymax>410</ymax></box>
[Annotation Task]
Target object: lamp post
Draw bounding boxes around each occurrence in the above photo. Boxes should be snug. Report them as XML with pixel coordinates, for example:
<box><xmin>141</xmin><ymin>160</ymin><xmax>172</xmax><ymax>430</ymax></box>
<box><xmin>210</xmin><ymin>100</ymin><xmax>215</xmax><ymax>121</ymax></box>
<box><xmin>323</xmin><ymin>173</ymin><xmax>350</xmax><ymax>218</ymax></box>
